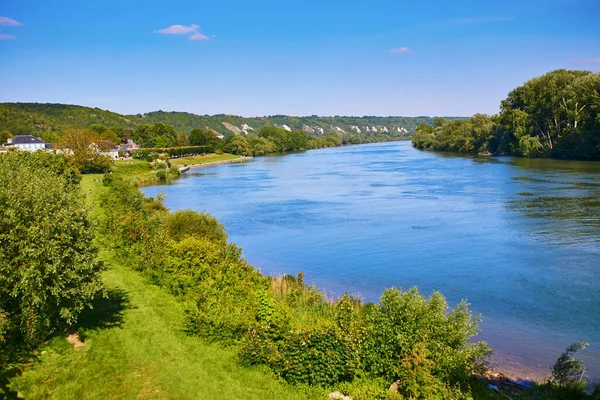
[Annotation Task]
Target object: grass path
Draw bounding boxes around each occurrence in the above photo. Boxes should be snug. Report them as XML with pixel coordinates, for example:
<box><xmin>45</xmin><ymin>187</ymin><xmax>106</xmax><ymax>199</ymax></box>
<box><xmin>9</xmin><ymin>259</ymin><xmax>324</xmax><ymax>399</ymax></box>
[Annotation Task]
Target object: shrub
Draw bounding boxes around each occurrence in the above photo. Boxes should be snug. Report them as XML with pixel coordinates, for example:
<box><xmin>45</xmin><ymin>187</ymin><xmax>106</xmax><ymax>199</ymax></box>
<box><xmin>164</xmin><ymin>210</ymin><xmax>227</xmax><ymax>242</ymax></box>
<box><xmin>0</xmin><ymin>151</ymin><xmax>104</xmax><ymax>347</ymax></box>
<box><xmin>550</xmin><ymin>342</ymin><xmax>589</xmax><ymax>387</ymax></box>
<box><xmin>270</xmin><ymin>326</ymin><xmax>359</xmax><ymax>387</ymax></box>
<box><xmin>361</xmin><ymin>287</ymin><xmax>490</xmax><ymax>384</ymax></box>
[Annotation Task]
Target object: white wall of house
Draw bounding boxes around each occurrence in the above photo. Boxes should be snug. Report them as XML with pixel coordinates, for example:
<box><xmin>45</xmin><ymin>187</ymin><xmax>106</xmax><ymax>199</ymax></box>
<box><xmin>15</xmin><ymin>143</ymin><xmax>45</xmax><ymax>151</ymax></box>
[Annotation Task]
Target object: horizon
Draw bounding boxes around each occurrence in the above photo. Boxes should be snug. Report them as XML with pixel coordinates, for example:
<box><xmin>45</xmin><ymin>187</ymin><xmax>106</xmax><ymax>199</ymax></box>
<box><xmin>1</xmin><ymin>0</ymin><xmax>599</xmax><ymax>117</ymax></box>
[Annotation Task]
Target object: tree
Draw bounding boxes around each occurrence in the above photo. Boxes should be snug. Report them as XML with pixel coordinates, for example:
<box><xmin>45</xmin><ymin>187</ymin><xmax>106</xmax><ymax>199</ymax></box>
<box><xmin>0</xmin><ymin>151</ymin><xmax>104</xmax><ymax>347</ymax></box>
<box><xmin>99</xmin><ymin>129</ymin><xmax>121</xmax><ymax>145</ymax></box>
<box><xmin>550</xmin><ymin>342</ymin><xmax>589</xmax><ymax>387</ymax></box>
<box><xmin>223</xmin><ymin>135</ymin><xmax>250</xmax><ymax>156</ymax></box>
<box><xmin>176</xmin><ymin>132</ymin><xmax>190</xmax><ymax>147</ymax></box>
<box><xmin>0</xmin><ymin>130</ymin><xmax>13</xmax><ymax>144</ymax></box>
<box><xmin>58</xmin><ymin>127</ymin><xmax>112</xmax><ymax>173</ymax></box>
<box><xmin>189</xmin><ymin>129</ymin><xmax>220</xmax><ymax>151</ymax></box>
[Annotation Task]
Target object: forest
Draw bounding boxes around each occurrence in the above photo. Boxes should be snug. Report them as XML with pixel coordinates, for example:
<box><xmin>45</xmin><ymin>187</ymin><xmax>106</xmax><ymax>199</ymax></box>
<box><xmin>412</xmin><ymin>70</ymin><xmax>600</xmax><ymax>160</ymax></box>
<box><xmin>0</xmin><ymin>102</ymin><xmax>447</xmax><ymax>142</ymax></box>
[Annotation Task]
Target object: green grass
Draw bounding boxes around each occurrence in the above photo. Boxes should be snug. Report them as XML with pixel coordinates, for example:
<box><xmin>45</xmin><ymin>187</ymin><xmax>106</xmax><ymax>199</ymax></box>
<box><xmin>7</xmin><ymin>257</ymin><xmax>325</xmax><ymax>399</ymax></box>
<box><xmin>168</xmin><ymin>153</ymin><xmax>241</xmax><ymax>168</ymax></box>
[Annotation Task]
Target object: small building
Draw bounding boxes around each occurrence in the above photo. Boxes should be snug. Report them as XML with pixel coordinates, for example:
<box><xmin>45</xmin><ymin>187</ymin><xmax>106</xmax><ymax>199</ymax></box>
<box><xmin>118</xmin><ymin>139</ymin><xmax>139</xmax><ymax>156</ymax></box>
<box><xmin>0</xmin><ymin>145</ymin><xmax>8</xmax><ymax>153</ymax></box>
<box><xmin>97</xmin><ymin>140</ymin><xmax>119</xmax><ymax>159</ymax></box>
<box><xmin>4</xmin><ymin>135</ymin><xmax>49</xmax><ymax>152</ymax></box>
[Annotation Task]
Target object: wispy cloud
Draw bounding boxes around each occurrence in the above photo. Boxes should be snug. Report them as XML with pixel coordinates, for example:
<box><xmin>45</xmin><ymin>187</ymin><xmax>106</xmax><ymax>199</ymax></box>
<box><xmin>189</xmin><ymin>32</ymin><xmax>209</xmax><ymax>41</ymax></box>
<box><xmin>0</xmin><ymin>33</ymin><xmax>17</xmax><ymax>40</ymax></box>
<box><xmin>390</xmin><ymin>47</ymin><xmax>410</xmax><ymax>54</ymax></box>
<box><xmin>154</xmin><ymin>24</ymin><xmax>209</xmax><ymax>40</ymax></box>
<box><xmin>0</xmin><ymin>16</ymin><xmax>22</xmax><ymax>26</ymax></box>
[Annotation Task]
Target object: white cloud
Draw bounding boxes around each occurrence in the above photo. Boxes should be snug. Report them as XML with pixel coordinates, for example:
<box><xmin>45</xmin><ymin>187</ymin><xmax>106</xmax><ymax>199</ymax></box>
<box><xmin>189</xmin><ymin>32</ymin><xmax>208</xmax><ymax>41</ymax></box>
<box><xmin>154</xmin><ymin>24</ymin><xmax>209</xmax><ymax>40</ymax></box>
<box><xmin>154</xmin><ymin>24</ymin><xmax>199</xmax><ymax>35</ymax></box>
<box><xmin>0</xmin><ymin>34</ymin><xmax>16</xmax><ymax>40</ymax></box>
<box><xmin>0</xmin><ymin>16</ymin><xmax>22</xmax><ymax>26</ymax></box>
<box><xmin>390</xmin><ymin>47</ymin><xmax>410</xmax><ymax>54</ymax></box>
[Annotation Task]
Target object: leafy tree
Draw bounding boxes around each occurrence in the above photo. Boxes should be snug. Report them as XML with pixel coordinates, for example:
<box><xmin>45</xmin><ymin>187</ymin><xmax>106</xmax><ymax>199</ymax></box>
<box><xmin>58</xmin><ymin>127</ymin><xmax>112</xmax><ymax>173</ymax></box>
<box><xmin>223</xmin><ymin>135</ymin><xmax>251</xmax><ymax>156</ymax></box>
<box><xmin>0</xmin><ymin>151</ymin><xmax>104</xmax><ymax>347</ymax></box>
<box><xmin>0</xmin><ymin>130</ymin><xmax>12</xmax><ymax>144</ymax></box>
<box><xmin>176</xmin><ymin>132</ymin><xmax>190</xmax><ymax>147</ymax></box>
<box><xmin>551</xmin><ymin>342</ymin><xmax>589</xmax><ymax>387</ymax></box>
<box><xmin>189</xmin><ymin>129</ymin><xmax>220</xmax><ymax>151</ymax></box>
<box><xmin>99</xmin><ymin>129</ymin><xmax>121</xmax><ymax>145</ymax></box>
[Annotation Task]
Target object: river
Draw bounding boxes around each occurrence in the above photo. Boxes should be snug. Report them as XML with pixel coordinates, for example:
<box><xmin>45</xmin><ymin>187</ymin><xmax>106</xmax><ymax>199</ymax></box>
<box><xmin>142</xmin><ymin>141</ymin><xmax>600</xmax><ymax>382</ymax></box>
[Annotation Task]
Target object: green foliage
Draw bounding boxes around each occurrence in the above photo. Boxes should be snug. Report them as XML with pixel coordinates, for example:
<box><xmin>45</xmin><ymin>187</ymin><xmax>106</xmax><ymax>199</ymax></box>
<box><xmin>550</xmin><ymin>342</ymin><xmax>589</xmax><ymax>387</ymax></box>
<box><xmin>0</xmin><ymin>151</ymin><xmax>104</xmax><ymax>347</ymax></box>
<box><xmin>361</xmin><ymin>288</ymin><xmax>490</xmax><ymax>384</ymax></box>
<box><xmin>164</xmin><ymin>210</ymin><xmax>227</xmax><ymax>242</ymax></box>
<box><xmin>0</xmin><ymin>130</ymin><xmax>12</xmax><ymax>144</ymax></box>
<box><xmin>133</xmin><ymin>122</ymin><xmax>178</xmax><ymax>148</ymax></box>
<box><xmin>412</xmin><ymin>114</ymin><xmax>497</xmax><ymax>154</ymax></box>
<box><xmin>58</xmin><ymin>127</ymin><xmax>113</xmax><ymax>173</ymax></box>
<box><xmin>133</xmin><ymin>145</ymin><xmax>212</xmax><ymax>160</ymax></box>
<box><xmin>0</xmin><ymin>102</ymin><xmax>445</xmax><ymax>141</ymax></box>
<box><xmin>413</xmin><ymin>70</ymin><xmax>600</xmax><ymax>160</ymax></box>
<box><xmin>189</xmin><ymin>128</ymin><xmax>221</xmax><ymax>151</ymax></box>
<box><xmin>272</xmin><ymin>326</ymin><xmax>359</xmax><ymax>387</ymax></box>
<box><xmin>95</xmin><ymin>168</ymin><xmax>490</xmax><ymax>397</ymax></box>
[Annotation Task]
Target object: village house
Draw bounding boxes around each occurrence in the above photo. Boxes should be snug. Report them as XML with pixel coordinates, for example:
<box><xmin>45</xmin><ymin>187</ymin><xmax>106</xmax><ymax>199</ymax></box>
<box><xmin>118</xmin><ymin>139</ymin><xmax>139</xmax><ymax>157</ymax></box>
<box><xmin>97</xmin><ymin>140</ymin><xmax>119</xmax><ymax>159</ymax></box>
<box><xmin>4</xmin><ymin>135</ymin><xmax>51</xmax><ymax>152</ymax></box>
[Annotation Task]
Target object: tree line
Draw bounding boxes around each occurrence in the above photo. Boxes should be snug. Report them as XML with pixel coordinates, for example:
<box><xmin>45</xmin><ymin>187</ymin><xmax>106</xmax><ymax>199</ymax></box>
<box><xmin>0</xmin><ymin>102</ymin><xmax>440</xmax><ymax>140</ymax></box>
<box><xmin>412</xmin><ymin>70</ymin><xmax>600</xmax><ymax>160</ymax></box>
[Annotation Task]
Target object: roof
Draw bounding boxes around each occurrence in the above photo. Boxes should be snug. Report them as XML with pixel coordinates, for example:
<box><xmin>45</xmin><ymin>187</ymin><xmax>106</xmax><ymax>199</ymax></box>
<box><xmin>99</xmin><ymin>140</ymin><xmax>118</xmax><ymax>150</ymax></box>
<box><xmin>7</xmin><ymin>135</ymin><xmax>47</xmax><ymax>145</ymax></box>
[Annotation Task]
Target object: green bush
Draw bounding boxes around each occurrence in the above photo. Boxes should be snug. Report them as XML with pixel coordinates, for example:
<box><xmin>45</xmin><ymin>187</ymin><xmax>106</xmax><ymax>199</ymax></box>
<box><xmin>269</xmin><ymin>326</ymin><xmax>359</xmax><ymax>387</ymax></box>
<box><xmin>133</xmin><ymin>146</ymin><xmax>212</xmax><ymax>160</ymax></box>
<box><xmin>0</xmin><ymin>151</ymin><xmax>104</xmax><ymax>347</ymax></box>
<box><xmin>164</xmin><ymin>210</ymin><xmax>227</xmax><ymax>242</ymax></box>
<box><xmin>361</xmin><ymin>287</ymin><xmax>490</xmax><ymax>384</ymax></box>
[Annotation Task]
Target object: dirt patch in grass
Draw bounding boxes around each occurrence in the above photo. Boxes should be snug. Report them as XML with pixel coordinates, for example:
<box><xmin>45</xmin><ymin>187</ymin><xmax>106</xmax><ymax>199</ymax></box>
<box><xmin>66</xmin><ymin>332</ymin><xmax>85</xmax><ymax>350</ymax></box>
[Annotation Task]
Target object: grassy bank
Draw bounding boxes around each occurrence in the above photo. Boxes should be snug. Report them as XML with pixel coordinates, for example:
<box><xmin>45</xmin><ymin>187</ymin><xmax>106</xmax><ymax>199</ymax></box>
<box><xmin>6</xmin><ymin>256</ymin><xmax>324</xmax><ymax>399</ymax></box>
<box><xmin>109</xmin><ymin>153</ymin><xmax>242</xmax><ymax>184</ymax></box>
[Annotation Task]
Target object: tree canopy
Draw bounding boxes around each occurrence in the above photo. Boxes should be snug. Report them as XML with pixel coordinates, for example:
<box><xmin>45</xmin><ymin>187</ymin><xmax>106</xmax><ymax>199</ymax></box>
<box><xmin>0</xmin><ymin>151</ymin><xmax>104</xmax><ymax>347</ymax></box>
<box><xmin>413</xmin><ymin>70</ymin><xmax>600</xmax><ymax>160</ymax></box>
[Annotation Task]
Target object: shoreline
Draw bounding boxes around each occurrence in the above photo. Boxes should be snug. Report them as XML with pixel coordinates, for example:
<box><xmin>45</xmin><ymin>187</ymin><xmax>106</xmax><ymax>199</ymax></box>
<box><xmin>178</xmin><ymin>156</ymin><xmax>254</xmax><ymax>172</ymax></box>
<box><xmin>141</xmin><ymin>143</ymin><xmax>598</xmax><ymax>390</ymax></box>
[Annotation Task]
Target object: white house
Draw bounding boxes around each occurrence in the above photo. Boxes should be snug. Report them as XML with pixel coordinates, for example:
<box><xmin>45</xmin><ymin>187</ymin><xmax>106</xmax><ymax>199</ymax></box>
<box><xmin>118</xmin><ymin>139</ymin><xmax>139</xmax><ymax>157</ymax></box>
<box><xmin>97</xmin><ymin>140</ymin><xmax>119</xmax><ymax>159</ymax></box>
<box><xmin>4</xmin><ymin>135</ymin><xmax>50</xmax><ymax>151</ymax></box>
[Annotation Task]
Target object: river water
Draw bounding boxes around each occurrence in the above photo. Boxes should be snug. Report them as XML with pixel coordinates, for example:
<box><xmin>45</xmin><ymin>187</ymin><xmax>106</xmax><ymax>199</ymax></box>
<box><xmin>142</xmin><ymin>141</ymin><xmax>600</xmax><ymax>382</ymax></box>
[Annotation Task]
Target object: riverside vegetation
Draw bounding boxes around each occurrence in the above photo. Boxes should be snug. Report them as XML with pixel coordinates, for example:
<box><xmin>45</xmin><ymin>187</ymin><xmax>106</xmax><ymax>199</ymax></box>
<box><xmin>412</xmin><ymin>70</ymin><xmax>600</xmax><ymax>160</ymax></box>
<box><xmin>1</xmin><ymin>140</ymin><xmax>599</xmax><ymax>398</ymax></box>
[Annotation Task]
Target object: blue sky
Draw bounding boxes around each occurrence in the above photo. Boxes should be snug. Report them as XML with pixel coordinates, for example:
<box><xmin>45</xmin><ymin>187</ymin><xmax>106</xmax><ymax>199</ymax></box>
<box><xmin>1</xmin><ymin>0</ymin><xmax>599</xmax><ymax>117</ymax></box>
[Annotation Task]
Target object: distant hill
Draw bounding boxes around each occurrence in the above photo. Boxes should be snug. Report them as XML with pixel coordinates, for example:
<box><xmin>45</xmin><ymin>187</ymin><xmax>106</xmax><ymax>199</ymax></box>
<box><xmin>0</xmin><ymin>102</ymin><xmax>464</xmax><ymax>139</ymax></box>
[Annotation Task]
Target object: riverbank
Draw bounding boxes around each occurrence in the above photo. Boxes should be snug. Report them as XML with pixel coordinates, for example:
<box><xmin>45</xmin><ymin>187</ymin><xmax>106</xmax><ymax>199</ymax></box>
<box><xmin>110</xmin><ymin>153</ymin><xmax>245</xmax><ymax>185</ymax></box>
<box><xmin>140</xmin><ymin>141</ymin><xmax>600</xmax><ymax>392</ymax></box>
<box><xmin>179</xmin><ymin>155</ymin><xmax>254</xmax><ymax>172</ymax></box>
